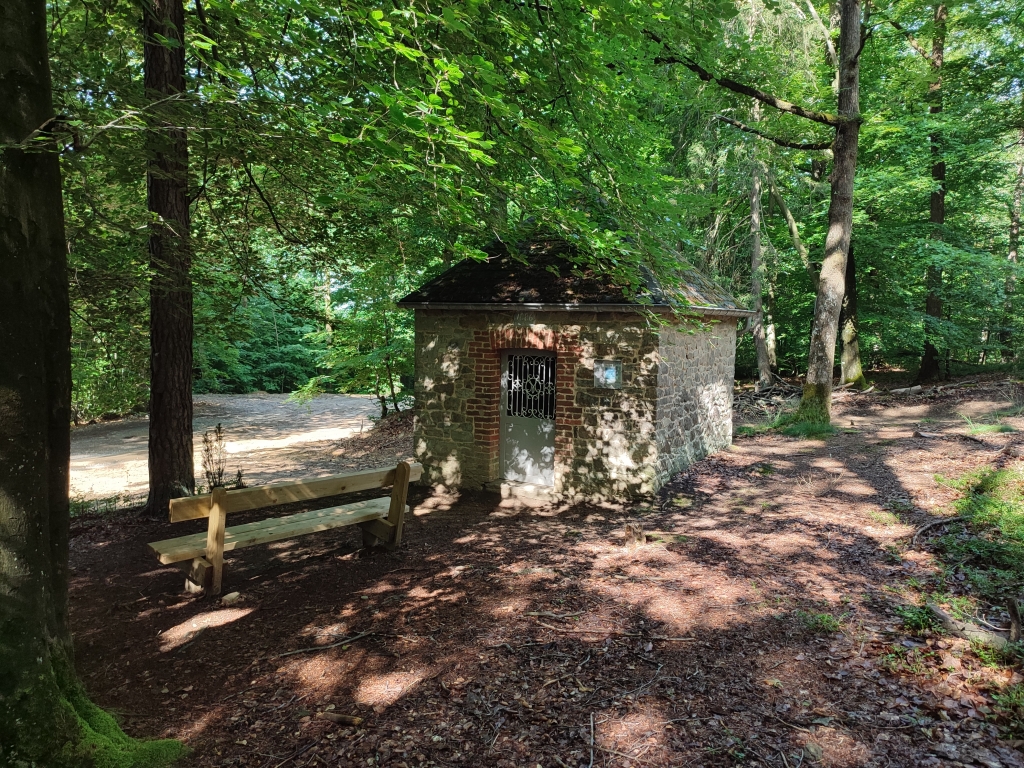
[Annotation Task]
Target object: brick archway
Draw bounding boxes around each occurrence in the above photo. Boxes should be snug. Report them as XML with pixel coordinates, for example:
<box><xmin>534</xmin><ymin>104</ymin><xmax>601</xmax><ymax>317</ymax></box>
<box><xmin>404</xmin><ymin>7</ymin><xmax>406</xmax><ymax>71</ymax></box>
<box><xmin>466</xmin><ymin>321</ymin><xmax>580</xmax><ymax>488</ymax></box>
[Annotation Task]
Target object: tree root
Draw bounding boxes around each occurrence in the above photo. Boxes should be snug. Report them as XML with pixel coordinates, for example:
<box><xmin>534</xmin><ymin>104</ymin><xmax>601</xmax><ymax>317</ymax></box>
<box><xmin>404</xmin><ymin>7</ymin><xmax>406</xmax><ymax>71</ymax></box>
<box><xmin>927</xmin><ymin>603</ymin><xmax>1008</xmax><ymax>650</ymax></box>
<box><xmin>911</xmin><ymin>515</ymin><xmax>966</xmax><ymax>548</ymax></box>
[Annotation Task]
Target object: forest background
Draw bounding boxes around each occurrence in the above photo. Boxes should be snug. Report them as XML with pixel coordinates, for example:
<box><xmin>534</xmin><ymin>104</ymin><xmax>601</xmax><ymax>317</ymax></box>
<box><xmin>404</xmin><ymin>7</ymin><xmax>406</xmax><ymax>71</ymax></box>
<box><xmin>55</xmin><ymin>0</ymin><xmax>1023</xmax><ymax>425</ymax></box>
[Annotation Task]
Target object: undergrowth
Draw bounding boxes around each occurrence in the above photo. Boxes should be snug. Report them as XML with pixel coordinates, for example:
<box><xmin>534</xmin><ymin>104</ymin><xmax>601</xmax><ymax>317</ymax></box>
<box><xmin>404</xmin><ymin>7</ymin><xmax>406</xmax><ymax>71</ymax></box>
<box><xmin>929</xmin><ymin>465</ymin><xmax>1024</xmax><ymax>738</ymax></box>
<box><xmin>735</xmin><ymin>411</ymin><xmax>836</xmax><ymax>440</ymax></box>
<box><xmin>894</xmin><ymin>605</ymin><xmax>938</xmax><ymax>632</ymax></box>
<box><xmin>933</xmin><ymin>465</ymin><xmax>1024</xmax><ymax>604</ymax></box>
<box><xmin>993</xmin><ymin>684</ymin><xmax>1024</xmax><ymax>738</ymax></box>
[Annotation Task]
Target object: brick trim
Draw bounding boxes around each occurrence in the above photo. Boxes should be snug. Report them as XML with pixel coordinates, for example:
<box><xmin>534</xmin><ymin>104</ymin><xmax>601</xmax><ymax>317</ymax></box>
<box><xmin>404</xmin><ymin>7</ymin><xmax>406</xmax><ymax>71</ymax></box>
<box><xmin>468</xmin><ymin>324</ymin><xmax>578</xmax><ymax>486</ymax></box>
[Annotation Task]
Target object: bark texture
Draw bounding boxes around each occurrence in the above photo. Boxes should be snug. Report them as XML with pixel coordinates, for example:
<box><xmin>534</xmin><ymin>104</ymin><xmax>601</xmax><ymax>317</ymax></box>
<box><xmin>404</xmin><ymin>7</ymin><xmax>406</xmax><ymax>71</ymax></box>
<box><xmin>1</xmin><ymin>7</ymin><xmax>185</xmax><ymax>764</ymax></box>
<box><xmin>917</xmin><ymin>4</ymin><xmax>947</xmax><ymax>383</ymax></box>
<box><xmin>0</xmin><ymin>0</ymin><xmax>76</xmax><ymax>757</ymax></box>
<box><xmin>1001</xmin><ymin>131</ymin><xmax>1021</xmax><ymax>358</ymax></box>
<box><xmin>145</xmin><ymin>0</ymin><xmax>195</xmax><ymax>515</ymax></box>
<box><xmin>839</xmin><ymin>242</ymin><xmax>867</xmax><ymax>387</ymax></box>
<box><xmin>796</xmin><ymin>0</ymin><xmax>862</xmax><ymax>422</ymax></box>
<box><xmin>749</xmin><ymin>162</ymin><xmax>773</xmax><ymax>390</ymax></box>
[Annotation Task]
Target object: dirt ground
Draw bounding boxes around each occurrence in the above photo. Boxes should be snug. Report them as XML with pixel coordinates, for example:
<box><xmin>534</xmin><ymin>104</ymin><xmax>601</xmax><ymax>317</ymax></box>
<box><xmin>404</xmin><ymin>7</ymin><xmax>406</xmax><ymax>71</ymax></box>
<box><xmin>69</xmin><ymin>380</ymin><xmax>1024</xmax><ymax>768</ymax></box>
<box><xmin>70</xmin><ymin>394</ymin><xmax>380</xmax><ymax>502</ymax></box>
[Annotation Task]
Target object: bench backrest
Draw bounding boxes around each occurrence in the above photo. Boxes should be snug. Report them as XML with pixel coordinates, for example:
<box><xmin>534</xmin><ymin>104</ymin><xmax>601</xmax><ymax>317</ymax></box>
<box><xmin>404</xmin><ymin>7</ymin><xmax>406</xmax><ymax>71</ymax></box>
<box><xmin>168</xmin><ymin>462</ymin><xmax>423</xmax><ymax>522</ymax></box>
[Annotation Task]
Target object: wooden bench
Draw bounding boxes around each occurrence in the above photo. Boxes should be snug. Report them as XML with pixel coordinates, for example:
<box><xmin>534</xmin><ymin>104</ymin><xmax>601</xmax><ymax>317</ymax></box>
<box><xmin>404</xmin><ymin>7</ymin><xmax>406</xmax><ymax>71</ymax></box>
<box><xmin>148</xmin><ymin>461</ymin><xmax>422</xmax><ymax>595</ymax></box>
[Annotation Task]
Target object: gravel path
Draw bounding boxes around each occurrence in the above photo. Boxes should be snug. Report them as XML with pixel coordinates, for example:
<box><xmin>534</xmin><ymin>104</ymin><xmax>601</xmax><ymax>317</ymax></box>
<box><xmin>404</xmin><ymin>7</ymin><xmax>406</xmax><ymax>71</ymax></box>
<box><xmin>70</xmin><ymin>393</ymin><xmax>378</xmax><ymax>501</ymax></box>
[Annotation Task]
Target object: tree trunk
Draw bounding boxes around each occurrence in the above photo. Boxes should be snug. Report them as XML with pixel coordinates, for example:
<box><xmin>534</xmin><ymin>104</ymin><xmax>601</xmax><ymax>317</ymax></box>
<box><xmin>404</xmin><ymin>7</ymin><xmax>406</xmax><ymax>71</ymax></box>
<box><xmin>768</xmin><ymin>179</ymin><xmax>818</xmax><ymax>291</ymax></box>
<box><xmin>1001</xmin><ymin>130</ymin><xmax>1022</xmax><ymax>359</ymax></box>
<box><xmin>750</xmin><ymin>162</ymin><xmax>773</xmax><ymax>390</ymax></box>
<box><xmin>0</xmin><ymin>0</ymin><xmax>75</xmax><ymax>756</ymax></box>
<box><xmin>1</xmin><ymin>4</ymin><xmax>181</xmax><ymax>763</ymax></box>
<box><xmin>324</xmin><ymin>271</ymin><xmax>333</xmax><ymax>336</ymax></box>
<box><xmin>917</xmin><ymin>4</ymin><xmax>947</xmax><ymax>383</ymax></box>
<box><xmin>839</xmin><ymin>241</ymin><xmax>867</xmax><ymax>387</ymax></box>
<box><xmin>795</xmin><ymin>0</ymin><xmax>862</xmax><ymax>422</ymax></box>
<box><xmin>145</xmin><ymin>0</ymin><xmax>195</xmax><ymax>515</ymax></box>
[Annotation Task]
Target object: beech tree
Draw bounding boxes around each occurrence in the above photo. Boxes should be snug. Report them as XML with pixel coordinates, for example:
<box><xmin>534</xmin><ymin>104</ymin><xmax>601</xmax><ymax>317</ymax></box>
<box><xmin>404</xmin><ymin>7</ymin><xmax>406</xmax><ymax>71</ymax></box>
<box><xmin>651</xmin><ymin>0</ymin><xmax>864</xmax><ymax>422</ymax></box>
<box><xmin>0</xmin><ymin>0</ymin><xmax>181</xmax><ymax>762</ymax></box>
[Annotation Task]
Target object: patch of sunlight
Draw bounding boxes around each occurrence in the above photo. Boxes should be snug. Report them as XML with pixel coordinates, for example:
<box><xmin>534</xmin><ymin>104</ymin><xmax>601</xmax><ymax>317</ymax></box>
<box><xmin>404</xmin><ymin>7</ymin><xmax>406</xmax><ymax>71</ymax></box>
<box><xmin>176</xmin><ymin>709</ymin><xmax>222</xmax><ymax>742</ymax></box>
<box><xmin>596</xmin><ymin>705</ymin><xmax>666</xmax><ymax>758</ymax></box>
<box><xmin>223</xmin><ymin>426</ymin><xmax>365</xmax><ymax>454</ymax></box>
<box><xmin>406</xmin><ymin>586</ymin><xmax>448</xmax><ymax>600</ymax></box>
<box><xmin>495</xmin><ymin>598</ymin><xmax>530</xmax><ymax>614</ymax></box>
<box><xmin>413</xmin><ymin>488</ymin><xmax>459</xmax><ymax>516</ymax></box>
<box><xmin>355</xmin><ymin>669</ymin><xmax>430</xmax><ymax>708</ymax></box>
<box><xmin>159</xmin><ymin>608</ymin><xmax>253</xmax><ymax>652</ymax></box>
<box><xmin>267</xmin><ymin>540</ymin><xmax>299</xmax><ymax>551</ymax></box>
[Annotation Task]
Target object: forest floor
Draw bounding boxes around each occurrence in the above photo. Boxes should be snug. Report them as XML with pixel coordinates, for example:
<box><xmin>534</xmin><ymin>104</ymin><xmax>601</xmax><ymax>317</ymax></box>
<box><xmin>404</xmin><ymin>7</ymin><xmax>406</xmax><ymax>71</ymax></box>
<box><xmin>68</xmin><ymin>377</ymin><xmax>1024</xmax><ymax>768</ymax></box>
<box><xmin>69</xmin><ymin>393</ymin><xmax>384</xmax><ymax>503</ymax></box>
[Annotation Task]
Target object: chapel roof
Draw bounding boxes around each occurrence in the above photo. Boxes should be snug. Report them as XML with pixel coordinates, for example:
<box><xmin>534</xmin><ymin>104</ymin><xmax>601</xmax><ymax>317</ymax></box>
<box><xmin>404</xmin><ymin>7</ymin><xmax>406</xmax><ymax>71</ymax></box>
<box><xmin>397</xmin><ymin>237</ymin><xmax>752</xmax><ymax>317</ymax></box>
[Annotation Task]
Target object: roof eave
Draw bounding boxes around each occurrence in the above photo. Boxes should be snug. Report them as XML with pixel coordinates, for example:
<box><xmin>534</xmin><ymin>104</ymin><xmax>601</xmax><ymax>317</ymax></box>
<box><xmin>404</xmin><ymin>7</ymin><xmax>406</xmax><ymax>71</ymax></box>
<box><xmin>395</xmin><ymin>300</ymin><xmax>755</xmax><ymax>319</ymax></box>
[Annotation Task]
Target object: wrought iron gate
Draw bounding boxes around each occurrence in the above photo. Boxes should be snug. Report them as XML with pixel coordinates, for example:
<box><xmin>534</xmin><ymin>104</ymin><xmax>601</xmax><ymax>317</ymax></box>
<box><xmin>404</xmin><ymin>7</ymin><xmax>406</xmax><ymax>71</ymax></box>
<box><xmin>504</xmin><ymin>353</ymin><xmax>556</xmax><ymax>420</ymax></box>
<box><xmin>500</xmin><ymin>351</ymin><xmax>556</xmax><ymax>485</ymax></box>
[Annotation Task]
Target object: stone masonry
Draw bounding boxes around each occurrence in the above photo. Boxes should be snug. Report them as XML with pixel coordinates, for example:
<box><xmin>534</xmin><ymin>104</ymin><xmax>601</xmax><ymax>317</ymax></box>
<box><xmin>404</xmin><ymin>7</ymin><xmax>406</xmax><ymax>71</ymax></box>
<box><xmin>412</xmin><ymin>308</ymin><xmax>738</xmax><ymax>501</ymax></box>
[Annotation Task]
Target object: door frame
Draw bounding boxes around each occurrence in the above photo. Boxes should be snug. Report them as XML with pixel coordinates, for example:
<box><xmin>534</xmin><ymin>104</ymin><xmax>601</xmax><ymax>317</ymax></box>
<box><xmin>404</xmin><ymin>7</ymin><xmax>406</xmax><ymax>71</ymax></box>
<box><xmin>499</xmin><ymin>348</ymin><xmax>557</xmax><ymax>485</ymax></box>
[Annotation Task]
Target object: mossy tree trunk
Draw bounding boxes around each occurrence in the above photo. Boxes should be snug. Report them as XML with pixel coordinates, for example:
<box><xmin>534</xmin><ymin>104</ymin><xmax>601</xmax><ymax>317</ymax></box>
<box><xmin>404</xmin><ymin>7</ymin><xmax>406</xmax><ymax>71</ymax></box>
<box><xmin>1</xmin><ymin>4</ymin><xmax>183</xmax><ymax>763</ymax></box>
<box><xmin>0</xmin><ymin>0</ymin><xmax>76</xmax><ymax>757</ymax></box>
<box><xmin>796</xmin><ymin>0</ymin><xmax>862</xmax><ymax>423</ymax></box>
<box><xmin>839</xmin><ymin>242</ymin><xmax>868</xmax><ymax>387</ymax></box>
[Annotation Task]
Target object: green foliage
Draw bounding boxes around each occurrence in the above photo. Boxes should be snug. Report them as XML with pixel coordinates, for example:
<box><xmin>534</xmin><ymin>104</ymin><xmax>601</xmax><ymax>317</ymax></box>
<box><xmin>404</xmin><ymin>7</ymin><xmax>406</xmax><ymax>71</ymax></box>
<box><xmin>779</xmin><ymin>420</ymin><xmax>836</xmax><ymax>439</ymax></box>
<box><xmin>928</xmin><ymin>467</ymin><xmax>1024</xmax><ymax>614</ymax></box>
<box><xmin>893</xmin><ymin>605</ymin><xmax>938</xmax><ymax>633</ymax></box>
<box><xmin>62</xmin><ymin>690</ymin><xmax>185</xmax><ymax>768</ymax></box>
<box><xmin>48</xmin><ymin>0</ymin><xmax>1024</xmax><ymax>416</ymax></box>
<box><xmin>880</xmin><ymin>644</ymin><xmax>935</xmax><ymax>676</ymax></box>
<box><xmin>795</xmin><ymin>610</ymin><xmax>842</xmax><ymax>633</ymax></box>
<box><xmin>959</xmin><ymin>414</ymin><xmax>1017</xmax><ymax>435</ymax></box>
<box><xmin>971</xmin><ymin>640</ymin><xmax>1024</xmax><ymax>670</ymax></box>
<box><xmin>770</xmin><ymin>406</ymin><xmax>836</xmax><ymax>438</ymax></box>
<box><xmin>992</xmin><ymin>683</ymin><xmax>1024</xmax><ymax>739</ymax></box>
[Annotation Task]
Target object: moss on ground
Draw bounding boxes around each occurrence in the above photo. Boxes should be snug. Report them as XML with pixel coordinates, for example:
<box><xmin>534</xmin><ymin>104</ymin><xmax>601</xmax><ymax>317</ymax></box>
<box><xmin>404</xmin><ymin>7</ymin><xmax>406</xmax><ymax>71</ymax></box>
<box><xmin>62</xmin><ymin>689</ymin><xmax>186</xmax><ymax>768</ymax></box>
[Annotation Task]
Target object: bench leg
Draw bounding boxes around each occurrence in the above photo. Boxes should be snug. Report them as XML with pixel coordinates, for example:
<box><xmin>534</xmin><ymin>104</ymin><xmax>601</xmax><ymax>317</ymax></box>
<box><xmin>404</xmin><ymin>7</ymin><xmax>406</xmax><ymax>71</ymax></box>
<box><xmin>386</xmin><ymin>462</ymin><xmax>411</xmax><ymax>547</ymax></box>
<box><xmin>206</xmin><ymin>486</ymin><xmax>227</xmax><ymax>596</ymax></box>
<box><xmin>185</xmin><ymin>557</ymin><xmax>213</xmax><ymax>593</ymax></box>
<box><xmin>361</xmin><ymin>527</ymin><xmax>381</xmax><ymax>549</ymax></box>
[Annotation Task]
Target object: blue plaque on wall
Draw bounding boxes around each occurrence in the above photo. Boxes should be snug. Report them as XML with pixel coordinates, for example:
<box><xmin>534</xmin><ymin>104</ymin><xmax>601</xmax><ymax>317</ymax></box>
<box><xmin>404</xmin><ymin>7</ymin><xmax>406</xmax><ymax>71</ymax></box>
<box><xmin>594</xmin><ymin>360</ymin><xmax>623</xmax><ymax>389</ymax></box>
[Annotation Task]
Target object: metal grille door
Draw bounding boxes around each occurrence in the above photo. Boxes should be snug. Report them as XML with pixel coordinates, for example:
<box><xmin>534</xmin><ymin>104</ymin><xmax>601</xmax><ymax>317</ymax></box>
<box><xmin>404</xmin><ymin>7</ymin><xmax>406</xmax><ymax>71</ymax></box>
<box><xmin>505</xmin><ymin>354</ymin><xmax>556</xmax><ymax>419</ymax></box>
<box><xmin>500</xmin><ymin>351</ymin><xmax>556</xmax><ymax>486</ymax></box>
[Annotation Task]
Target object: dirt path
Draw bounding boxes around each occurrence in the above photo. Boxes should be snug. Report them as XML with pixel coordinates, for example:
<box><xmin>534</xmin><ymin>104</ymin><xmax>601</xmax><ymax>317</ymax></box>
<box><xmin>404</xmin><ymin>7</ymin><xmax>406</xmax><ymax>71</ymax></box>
<box><xmin>68</xmin><ymin>383</ymin><xmax>1024</xmax><ymax>767</ymax></box>
<box><xmin>70</xmin><ymin>394</ymin><xmax>379</xmax><ymax>502</ymax></box>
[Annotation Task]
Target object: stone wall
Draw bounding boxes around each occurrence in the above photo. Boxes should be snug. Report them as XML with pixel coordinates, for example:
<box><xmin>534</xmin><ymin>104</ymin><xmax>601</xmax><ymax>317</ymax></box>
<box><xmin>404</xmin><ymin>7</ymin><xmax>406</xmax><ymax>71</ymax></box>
<box><xmin>412</xmin><ymin>308</ymin><xmax>736</xmax><ymax>500</ymax></box>
<box><xmin>654</xmin><ymin>319</ymin><xmax>738</xmax><ymax>489</ymax></box>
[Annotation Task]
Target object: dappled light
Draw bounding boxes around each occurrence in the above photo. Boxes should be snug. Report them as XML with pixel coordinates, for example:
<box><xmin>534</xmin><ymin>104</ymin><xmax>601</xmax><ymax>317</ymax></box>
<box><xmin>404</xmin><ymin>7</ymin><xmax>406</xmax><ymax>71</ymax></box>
<box><xmin>60</xmin><ymin>384</ymin><xmax>1024</xmax><ymax>767</ymax></box>
<box><xmin>159</xmin><ymin>608</ymin><xmax>254</xmax><ymax>652</ymax></box>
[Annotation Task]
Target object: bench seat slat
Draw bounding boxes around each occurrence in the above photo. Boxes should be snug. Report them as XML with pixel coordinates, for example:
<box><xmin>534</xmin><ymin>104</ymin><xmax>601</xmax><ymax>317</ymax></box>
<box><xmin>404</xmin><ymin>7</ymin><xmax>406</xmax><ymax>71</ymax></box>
<box><xmin>149</xmin><ymin>497</ymin><xmax>390</xmax><ymax>565</ymax></box>
<box><xmin>169</xmin><ymin>463</ymin><xmax>423</xmax><ymax>522</ymax></box>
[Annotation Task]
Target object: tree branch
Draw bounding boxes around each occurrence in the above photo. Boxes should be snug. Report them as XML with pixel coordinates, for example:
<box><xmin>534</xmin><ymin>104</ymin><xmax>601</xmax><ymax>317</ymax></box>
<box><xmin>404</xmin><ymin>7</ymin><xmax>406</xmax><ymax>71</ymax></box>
<box><xmin>716</xmin><ymin>115</ymin><xmax>833</xmax><ymax>150</ymax></box>
<box><xmin>767</xmin><ymin>176</ymin><xmax>819</xmax><ymax>291</ymax></box>
<box><xmin>804</xmin><ymin>0</ymin><xmax>839</xmax><ymax>69</ymax></box>
<box><xmin>242</xmin><ymin>163</ymin><xmax>307</xmax><ymax>246</ymax></box>
<box><xmin>887</xmin><ymin>19</ymin><xmax>931</xmax><ymax>60</ymax></box>
<box><xmin>646</xmin><ymin>31</ymin><xmax>842</xmax><ymax>127</ymax></box>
